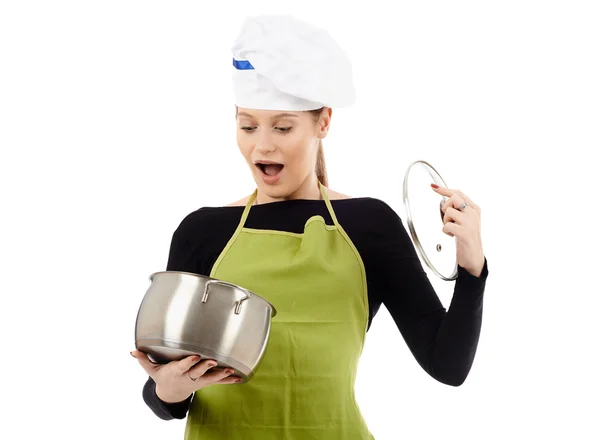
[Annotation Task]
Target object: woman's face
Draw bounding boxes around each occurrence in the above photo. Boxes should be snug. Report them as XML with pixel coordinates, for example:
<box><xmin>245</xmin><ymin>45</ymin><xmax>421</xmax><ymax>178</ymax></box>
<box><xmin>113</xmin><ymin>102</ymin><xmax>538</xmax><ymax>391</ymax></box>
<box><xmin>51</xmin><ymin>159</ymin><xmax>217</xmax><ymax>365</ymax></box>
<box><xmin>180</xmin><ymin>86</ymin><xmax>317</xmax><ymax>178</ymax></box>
<box><xmin>236</xmin><ymin>107</ymin><xmax>331</xmax><ymax>200</ymax></box>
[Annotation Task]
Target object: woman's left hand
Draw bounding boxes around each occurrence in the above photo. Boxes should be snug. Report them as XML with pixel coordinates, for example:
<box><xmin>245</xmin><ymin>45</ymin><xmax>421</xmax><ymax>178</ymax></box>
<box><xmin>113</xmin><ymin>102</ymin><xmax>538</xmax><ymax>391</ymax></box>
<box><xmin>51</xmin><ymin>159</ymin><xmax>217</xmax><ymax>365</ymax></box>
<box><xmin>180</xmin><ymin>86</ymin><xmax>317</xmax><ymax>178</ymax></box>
<box><xmin>432</xmin><ymin>184</ymin><xmax>485</xmax><ymax>277</ymax></box>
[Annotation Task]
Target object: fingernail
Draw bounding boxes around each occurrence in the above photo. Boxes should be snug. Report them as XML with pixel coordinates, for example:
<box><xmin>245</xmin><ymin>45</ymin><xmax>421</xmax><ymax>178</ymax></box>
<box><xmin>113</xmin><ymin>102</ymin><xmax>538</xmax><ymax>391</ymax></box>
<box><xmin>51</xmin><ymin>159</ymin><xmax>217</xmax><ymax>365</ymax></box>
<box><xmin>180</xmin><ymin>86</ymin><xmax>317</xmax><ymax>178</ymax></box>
<box><xmin>431</xmin><ymin>183</ymin><xmax>439</xmax><ymax>189</ymax></box>
<box><xmin>193</xmin><ymin>356</ymin><xmax>201</xmax><ymax>362</ymax></box>
<box><xmin>208</xmin><ymin>361</ymin><xmax>217</xmax><ymax>367</ymax></box>
<box><xmin>235</xmin><ymin>378</ymin><xmax>243</xmax><ymax>383</ymax></box>
<box><xmin>226</xmin><ymin>369</ymin><xmax>234</xmax><ymax>375</ymax></box>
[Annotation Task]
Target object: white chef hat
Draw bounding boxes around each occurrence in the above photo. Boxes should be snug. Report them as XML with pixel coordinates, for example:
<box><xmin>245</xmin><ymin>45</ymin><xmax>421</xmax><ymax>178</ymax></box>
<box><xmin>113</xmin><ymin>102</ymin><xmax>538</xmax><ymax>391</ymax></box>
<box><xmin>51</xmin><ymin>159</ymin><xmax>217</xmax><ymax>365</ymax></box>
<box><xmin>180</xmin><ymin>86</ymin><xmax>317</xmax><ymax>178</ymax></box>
<box><xmin>231</xmin><ymin>15</ymin><xmax>356</xmax><ymax>111</ymax></box>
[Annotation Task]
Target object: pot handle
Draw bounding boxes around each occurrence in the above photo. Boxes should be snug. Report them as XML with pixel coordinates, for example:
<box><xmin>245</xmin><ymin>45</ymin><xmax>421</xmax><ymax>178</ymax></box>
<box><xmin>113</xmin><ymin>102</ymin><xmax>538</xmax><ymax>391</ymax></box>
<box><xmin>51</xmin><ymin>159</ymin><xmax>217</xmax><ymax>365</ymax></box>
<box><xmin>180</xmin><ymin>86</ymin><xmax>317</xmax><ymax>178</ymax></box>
<box><xmin>201</xmin><ymin>279</ymin><xmax>250</xmax><ymax>315</ymax></box>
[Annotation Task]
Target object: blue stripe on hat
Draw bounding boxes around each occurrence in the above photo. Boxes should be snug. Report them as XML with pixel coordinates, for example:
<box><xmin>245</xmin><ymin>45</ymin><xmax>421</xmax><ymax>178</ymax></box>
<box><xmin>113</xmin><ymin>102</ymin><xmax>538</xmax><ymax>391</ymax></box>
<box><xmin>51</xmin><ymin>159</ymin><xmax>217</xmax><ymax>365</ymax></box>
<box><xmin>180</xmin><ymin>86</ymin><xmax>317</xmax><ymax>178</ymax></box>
<box><xmin>233</xmin><ymin>58</ymin><xmax>254</xmax><ymax>70</ymax></box>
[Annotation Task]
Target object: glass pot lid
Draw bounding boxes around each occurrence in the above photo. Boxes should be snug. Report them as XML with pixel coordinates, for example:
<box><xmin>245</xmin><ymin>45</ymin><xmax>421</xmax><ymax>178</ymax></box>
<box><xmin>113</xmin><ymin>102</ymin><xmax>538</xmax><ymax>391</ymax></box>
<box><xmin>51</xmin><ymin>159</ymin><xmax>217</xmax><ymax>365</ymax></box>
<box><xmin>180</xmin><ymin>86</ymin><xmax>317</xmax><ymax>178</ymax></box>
<box><xmin>402</xmin><ymin>160</ymin><xmax>458</xmax><ymax>281</ymax></box>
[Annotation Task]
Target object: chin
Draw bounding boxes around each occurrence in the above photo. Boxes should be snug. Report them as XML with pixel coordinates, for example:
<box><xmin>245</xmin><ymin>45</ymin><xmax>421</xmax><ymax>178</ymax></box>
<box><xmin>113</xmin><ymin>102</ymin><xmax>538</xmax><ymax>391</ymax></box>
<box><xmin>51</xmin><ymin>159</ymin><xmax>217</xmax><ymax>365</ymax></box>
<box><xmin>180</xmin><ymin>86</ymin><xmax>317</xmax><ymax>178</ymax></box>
<box><xmin>252</xmin><ymin>178</ymin><xmax>292</xmax><ymax>200</ymax></box>
<box><xmin>259</xmin><ymin>185</ymin><xmax>292</xmax><ymax>200</ymax></box>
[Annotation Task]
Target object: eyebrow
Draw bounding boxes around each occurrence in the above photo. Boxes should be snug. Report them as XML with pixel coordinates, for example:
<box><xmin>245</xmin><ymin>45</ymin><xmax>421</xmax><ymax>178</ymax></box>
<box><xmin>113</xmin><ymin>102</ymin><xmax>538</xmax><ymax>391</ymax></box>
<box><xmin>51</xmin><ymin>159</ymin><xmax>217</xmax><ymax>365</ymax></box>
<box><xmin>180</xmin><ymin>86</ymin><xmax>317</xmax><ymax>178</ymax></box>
<box><xmin>237</xmin><ymin>112</ymin><xmax>299</xmax><ymax>119</ymax></box>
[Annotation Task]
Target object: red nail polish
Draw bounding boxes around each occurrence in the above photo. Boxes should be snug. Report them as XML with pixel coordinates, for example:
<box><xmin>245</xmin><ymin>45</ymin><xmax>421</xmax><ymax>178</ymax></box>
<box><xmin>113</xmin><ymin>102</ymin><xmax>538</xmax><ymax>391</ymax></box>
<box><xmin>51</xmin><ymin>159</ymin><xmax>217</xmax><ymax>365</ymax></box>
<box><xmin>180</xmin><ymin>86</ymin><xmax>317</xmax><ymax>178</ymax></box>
<box><xmin>431</xmin><ymin>183</ymin><xmax>439</xmax><ymax>189</ymax></box>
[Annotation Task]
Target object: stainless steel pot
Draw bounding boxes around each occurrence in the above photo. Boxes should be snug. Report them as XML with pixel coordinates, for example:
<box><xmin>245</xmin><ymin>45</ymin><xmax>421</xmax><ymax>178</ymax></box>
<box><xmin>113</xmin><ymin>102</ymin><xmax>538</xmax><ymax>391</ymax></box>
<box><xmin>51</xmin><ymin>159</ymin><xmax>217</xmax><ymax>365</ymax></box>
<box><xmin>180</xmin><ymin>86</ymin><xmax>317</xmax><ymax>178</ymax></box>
<box><xmin>135</xmin><ymin>271</ymin><xmax>277</xmax><ymax>383</ymax></box>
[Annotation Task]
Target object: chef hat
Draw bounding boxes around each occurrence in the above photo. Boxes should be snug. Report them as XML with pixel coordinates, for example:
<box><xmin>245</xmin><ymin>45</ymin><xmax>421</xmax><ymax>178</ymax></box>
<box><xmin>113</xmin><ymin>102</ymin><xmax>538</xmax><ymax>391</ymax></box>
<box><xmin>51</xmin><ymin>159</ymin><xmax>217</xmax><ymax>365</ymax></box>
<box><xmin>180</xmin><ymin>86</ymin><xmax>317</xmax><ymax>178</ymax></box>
<box><xmin>231</xmin><ymin>15</ymin><xmax>356</xmax><ymax>111</ymax></box>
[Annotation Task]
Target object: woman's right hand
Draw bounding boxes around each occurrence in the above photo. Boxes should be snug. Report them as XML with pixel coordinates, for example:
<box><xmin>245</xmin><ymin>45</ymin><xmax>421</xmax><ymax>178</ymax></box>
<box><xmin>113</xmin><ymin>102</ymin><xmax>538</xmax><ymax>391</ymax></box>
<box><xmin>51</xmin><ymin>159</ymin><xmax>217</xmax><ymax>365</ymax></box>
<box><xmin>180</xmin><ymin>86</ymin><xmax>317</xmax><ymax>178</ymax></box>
<box><xmin>131</xmin><ymin>349</ymin><xmax>241</xmax><ymax>403</ymax></box>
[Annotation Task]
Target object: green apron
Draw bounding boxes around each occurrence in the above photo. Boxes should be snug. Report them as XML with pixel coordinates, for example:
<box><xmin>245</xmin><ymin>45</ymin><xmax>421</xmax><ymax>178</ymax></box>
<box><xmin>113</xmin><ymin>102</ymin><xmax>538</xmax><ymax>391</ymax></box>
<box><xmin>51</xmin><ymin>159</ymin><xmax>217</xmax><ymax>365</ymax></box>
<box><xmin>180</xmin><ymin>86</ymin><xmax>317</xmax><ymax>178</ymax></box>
<box><xmin>185</xmin><ymin>182</ymin><xmax>374</xmax><ymax>440</ymax></box>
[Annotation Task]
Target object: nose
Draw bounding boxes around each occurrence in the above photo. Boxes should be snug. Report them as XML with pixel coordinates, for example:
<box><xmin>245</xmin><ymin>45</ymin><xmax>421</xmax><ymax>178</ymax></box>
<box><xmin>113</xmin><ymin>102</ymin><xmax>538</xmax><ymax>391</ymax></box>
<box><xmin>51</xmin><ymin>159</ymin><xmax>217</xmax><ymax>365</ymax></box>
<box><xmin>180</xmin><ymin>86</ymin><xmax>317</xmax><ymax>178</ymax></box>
<box><xmin>255</xmin><ymin>130</ymin><xmax>276</xmax><ymax>154</ymax></box>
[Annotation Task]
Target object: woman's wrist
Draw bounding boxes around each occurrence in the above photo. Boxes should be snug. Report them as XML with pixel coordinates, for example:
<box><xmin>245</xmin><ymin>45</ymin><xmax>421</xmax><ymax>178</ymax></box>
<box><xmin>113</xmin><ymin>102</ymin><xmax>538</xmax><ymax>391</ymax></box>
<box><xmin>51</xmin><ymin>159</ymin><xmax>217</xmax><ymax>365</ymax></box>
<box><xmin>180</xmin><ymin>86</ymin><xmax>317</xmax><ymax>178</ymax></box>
<box><xmin>155</xmin><ymin>384</ymin><xmax>191</xmax><ymax>404</ymax></box>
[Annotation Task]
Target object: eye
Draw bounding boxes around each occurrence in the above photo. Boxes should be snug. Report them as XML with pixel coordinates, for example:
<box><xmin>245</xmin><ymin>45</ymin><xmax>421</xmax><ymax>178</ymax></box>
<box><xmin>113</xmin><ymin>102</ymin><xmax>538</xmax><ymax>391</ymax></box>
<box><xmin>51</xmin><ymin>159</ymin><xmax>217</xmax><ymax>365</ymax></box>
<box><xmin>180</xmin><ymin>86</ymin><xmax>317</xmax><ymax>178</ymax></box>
<box><xmin>240</xmin><ymin>126</ymin><xmax>256</xmax><ymax>132</ymax></box>
<box><xmin>275</xmin><ymin>127</ymin><xmax>292</xmax><ymax>133</ymax></box>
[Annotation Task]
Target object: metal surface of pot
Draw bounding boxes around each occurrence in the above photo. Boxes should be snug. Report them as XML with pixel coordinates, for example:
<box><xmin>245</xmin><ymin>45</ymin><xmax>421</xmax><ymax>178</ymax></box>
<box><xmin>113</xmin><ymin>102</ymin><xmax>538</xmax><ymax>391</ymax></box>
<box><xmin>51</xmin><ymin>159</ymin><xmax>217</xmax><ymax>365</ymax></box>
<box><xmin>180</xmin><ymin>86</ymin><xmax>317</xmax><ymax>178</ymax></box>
<box><xmin>135</xmin><ymin>271</ymin><xmax>277</xmax><ymax>383</ymax></box>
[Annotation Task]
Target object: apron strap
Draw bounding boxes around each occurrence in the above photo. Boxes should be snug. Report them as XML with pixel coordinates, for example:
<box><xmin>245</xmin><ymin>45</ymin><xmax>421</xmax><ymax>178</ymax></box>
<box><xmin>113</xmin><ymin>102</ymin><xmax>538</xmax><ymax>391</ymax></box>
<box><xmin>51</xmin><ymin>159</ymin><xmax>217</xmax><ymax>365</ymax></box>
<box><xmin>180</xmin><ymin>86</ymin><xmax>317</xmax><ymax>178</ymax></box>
<box><xmin>238</xmin><ymin>189</ymin><xmax>258</xmax><ymax>230</ymax></box>
<box><xmin>319</xmin><ymin>182</ymin><xmax>340</xmax><ymax>227</ymax></box>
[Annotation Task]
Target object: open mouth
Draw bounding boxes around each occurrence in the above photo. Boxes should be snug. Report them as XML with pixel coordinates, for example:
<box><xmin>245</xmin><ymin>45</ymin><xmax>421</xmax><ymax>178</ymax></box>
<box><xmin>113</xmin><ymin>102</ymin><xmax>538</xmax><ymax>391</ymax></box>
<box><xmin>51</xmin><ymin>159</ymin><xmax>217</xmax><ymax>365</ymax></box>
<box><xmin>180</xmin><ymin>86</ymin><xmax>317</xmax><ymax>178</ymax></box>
<box><xmin>255</xmin><ymin>162</ymin><xmax>284</xmax><ymax>177</ymax></box>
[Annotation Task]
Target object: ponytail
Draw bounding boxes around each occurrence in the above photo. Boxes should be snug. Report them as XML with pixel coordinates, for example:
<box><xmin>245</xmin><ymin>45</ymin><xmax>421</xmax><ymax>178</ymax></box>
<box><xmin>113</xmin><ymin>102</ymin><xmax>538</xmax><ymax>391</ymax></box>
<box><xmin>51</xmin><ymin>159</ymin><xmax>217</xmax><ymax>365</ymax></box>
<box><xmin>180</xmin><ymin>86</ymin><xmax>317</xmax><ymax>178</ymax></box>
<box><xmin>315</xmin><ymin>139</ymin><xmax>328</xmax><ymax>187</ymax></box>
<box><xmin>310</xmin><ymin>108</ymin><xmax>328</xmax><ymax>187</ymax></box>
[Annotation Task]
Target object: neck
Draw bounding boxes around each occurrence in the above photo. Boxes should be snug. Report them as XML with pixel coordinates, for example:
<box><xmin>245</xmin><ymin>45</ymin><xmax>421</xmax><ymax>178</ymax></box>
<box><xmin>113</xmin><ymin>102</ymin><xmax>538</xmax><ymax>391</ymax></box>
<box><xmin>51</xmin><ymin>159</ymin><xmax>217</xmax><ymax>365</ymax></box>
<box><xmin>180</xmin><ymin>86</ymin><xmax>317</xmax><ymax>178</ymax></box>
<box><xmin>255</xmin><ymin>174</ymin><xmax>322</xmax><ymax>205</ymax></box>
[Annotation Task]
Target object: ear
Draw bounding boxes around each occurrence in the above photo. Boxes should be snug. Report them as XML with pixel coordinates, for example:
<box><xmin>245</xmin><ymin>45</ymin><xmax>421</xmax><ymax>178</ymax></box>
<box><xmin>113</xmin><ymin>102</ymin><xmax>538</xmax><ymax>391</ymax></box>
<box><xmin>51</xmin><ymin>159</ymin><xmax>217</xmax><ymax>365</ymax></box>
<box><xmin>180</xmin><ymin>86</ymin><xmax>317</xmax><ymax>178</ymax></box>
<box><xmin>316</xmin><ymin>107</ymin><xmax>332</xmax><ymax>139</ymax></box>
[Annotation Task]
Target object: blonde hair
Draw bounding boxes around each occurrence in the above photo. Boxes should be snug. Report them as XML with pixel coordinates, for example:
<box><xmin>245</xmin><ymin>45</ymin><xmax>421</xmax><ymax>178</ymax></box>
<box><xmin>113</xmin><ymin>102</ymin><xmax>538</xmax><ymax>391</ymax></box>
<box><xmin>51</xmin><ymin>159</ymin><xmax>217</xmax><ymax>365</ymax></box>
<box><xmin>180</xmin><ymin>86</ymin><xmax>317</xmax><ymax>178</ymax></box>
<box><xmin>315</xmin><ymin>138</ymin><xmax>327</xmax><ymax>187</ymax></box>
<box><xmin>309</xmin><ymin>108</ymin><xmax>328</xmax><ymax>187</ymax></box>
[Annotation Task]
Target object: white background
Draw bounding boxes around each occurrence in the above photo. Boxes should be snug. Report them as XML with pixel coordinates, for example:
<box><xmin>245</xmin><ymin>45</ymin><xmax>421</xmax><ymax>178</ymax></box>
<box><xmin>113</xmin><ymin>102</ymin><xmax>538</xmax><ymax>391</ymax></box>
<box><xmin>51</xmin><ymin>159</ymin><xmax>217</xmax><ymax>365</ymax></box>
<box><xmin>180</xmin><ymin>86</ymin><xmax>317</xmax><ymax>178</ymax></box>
<box><xmin>1</xmin><ymin>1</ymin><xmax>599</xmax><ymax>439</ymax></box>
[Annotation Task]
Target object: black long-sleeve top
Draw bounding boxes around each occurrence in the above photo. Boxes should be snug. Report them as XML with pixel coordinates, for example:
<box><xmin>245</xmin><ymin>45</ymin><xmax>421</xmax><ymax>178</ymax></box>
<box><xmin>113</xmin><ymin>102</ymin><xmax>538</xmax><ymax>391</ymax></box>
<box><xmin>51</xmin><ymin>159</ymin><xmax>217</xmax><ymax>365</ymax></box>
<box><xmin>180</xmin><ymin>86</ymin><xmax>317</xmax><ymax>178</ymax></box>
<box><xmin>142</xmin><ymin>196</ymin><xmax>489</xmax><ymax>420</ymax></box>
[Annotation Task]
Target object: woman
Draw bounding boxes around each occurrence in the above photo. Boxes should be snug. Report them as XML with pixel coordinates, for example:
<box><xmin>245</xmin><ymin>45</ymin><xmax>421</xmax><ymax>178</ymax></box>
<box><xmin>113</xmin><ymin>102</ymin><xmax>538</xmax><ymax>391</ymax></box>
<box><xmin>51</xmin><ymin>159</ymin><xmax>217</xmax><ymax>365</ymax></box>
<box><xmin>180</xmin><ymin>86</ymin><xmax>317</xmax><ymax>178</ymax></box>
<box><xmin>131</xmin><ymin>14</ymin><xmax>489</xmax><ymax>440</ymax></box>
